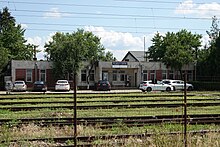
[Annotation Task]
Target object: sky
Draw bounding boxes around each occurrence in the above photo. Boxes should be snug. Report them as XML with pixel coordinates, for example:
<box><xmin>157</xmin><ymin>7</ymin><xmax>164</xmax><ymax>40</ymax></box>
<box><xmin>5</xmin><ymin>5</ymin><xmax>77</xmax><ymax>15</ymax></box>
<box><xmin>1</xmin><ymin>0</ymin><xmax>220</xmax><ymax>61</ymax></box>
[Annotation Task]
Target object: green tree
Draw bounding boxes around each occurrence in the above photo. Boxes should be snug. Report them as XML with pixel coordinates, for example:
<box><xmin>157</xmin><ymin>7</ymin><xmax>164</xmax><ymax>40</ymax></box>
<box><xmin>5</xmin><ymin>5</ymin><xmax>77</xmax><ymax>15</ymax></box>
<box><xmin>45</xmin><ymin>29</ymin><xmax>115</xmax><ymax>79</ymax></box>
<box><xmin>197</xmin><ymin>16</ymin><xmax>220</xmax><ymax>79</ymax></box>
<box><xmin>206</xmin><ymin>16</ymin><xmax>220</xmax><ymax>43</ymax></box>
<box><xmin>0</xmin><ymin>7</ymin><xmax>34</xmax><ymax>60</ymax></box>
<box><xmin>148</xmin><ymin>29</ymin><xmax>202</xmax><ymax>78</ymax></box>
<box><xmin>0</xmin><ymin>47</ymin><xmax>8</xmax><ymax>73</ymax></box>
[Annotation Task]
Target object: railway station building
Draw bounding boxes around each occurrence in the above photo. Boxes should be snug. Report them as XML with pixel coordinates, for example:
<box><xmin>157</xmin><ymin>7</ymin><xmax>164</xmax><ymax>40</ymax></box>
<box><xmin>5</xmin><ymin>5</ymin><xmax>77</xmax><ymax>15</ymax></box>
<box><xmin>7</xmin><ymin>51</ymin><xmax>195</xmax><ymax>90</ymax></box>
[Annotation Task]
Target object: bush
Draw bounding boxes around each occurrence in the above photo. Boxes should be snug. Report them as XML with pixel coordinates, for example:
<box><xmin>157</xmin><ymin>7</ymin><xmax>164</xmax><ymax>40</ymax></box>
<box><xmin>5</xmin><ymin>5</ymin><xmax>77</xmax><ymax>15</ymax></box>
<box><xmin>190</xmin><ymin>81</ymin><xmax>220</xmax><ymax>91</ymax></box>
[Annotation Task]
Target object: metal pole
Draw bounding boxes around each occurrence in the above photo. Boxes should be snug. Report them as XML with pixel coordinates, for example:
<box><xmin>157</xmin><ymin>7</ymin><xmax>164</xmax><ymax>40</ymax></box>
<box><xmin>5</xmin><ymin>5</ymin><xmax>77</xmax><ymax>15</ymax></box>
<box><xmin>73</xmin><ymin>72</ymin><xmax>77</xmax><ymax>147</ymax></box>
<box><xmin>184</xmin><ymin>70</ymin><xmax>187</xmax><ymax>147</ymax></box>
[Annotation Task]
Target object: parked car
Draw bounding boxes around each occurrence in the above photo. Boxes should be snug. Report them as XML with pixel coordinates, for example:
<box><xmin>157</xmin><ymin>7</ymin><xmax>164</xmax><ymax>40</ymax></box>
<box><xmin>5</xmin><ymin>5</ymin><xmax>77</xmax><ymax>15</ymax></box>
<box><xmin>33</xmin><ymin>81</ymin><xmax>47</xmax><ymax>92</ymax></box>
<box><xmin>12</xmin><ymin>80</ymin><xmax>27</xmax><ymax>91</ymax></box>
<box><xmin>162</xmin><ymin>79</ymin><xmax>193</xmax><ymax>91</ymax></box>
<box><xmin>55</xmin><ymin>80</ymin><xmax>70</xmax><ymax>91</ymax></box>
<box><xmin>139</xmin><ymin>80</ymin><xmax>174</xmax><ymax>92</ymax></box>
<box><xmin>96</xmin><ymin>80</ymin><xmax>111</xmax><ymax>91</ymax></box>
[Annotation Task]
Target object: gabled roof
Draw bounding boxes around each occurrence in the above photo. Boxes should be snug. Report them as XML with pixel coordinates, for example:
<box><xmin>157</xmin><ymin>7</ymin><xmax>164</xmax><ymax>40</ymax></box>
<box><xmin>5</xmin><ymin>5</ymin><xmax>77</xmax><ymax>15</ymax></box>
<box><xmin>122</xmin><ymin>51</ymin><xmax>146</xmax><ymax>62</ymax></box>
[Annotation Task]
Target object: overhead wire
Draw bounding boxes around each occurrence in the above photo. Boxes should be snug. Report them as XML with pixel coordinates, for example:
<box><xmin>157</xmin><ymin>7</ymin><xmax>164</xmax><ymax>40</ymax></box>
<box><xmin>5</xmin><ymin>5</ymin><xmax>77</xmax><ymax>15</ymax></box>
<box><xmin>1</xmin><ymin>0</ymin><xmax>217</xmax><ymax>35</ymax></box>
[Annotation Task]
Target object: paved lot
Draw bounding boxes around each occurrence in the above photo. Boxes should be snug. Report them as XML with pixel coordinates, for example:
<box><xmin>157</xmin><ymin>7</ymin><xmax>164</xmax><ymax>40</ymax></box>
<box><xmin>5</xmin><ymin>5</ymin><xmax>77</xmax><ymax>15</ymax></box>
<box><xmin>0</xmin><ymin>89</ymin><xmax>141</xmax><ymax>95</ymax></box>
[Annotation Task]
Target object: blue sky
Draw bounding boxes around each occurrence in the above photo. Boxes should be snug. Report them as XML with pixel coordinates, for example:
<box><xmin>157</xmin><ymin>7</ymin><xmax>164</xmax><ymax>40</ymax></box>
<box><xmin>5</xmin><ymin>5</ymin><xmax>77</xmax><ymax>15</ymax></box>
<box><xmin>1</xmin><ymin>0</ymin><xmax>220</xmax><ymax>60</ymax></box>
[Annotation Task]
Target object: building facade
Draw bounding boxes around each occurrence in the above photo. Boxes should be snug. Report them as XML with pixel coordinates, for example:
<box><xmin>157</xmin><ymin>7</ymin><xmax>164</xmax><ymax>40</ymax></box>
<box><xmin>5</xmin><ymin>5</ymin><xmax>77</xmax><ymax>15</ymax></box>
<box><xmin>8</xmin><ymin>51</ymin><xmax>195</xmax><ymax>90</ymax></box>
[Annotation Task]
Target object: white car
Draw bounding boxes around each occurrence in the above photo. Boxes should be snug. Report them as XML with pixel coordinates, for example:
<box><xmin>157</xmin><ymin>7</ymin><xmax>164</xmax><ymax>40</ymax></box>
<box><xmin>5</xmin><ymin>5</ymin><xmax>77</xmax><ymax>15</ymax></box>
<box><xmin>139</xmin><ymin>80</ymin><xmax>174</xmax><ymax>92</ymax></box>
<box><xmin>162</xmin><ymin>79</ymin><xmax>193</xmax><ymax>91</ymax></box>
<box><xmin>55</xmin><ymin>80</ymin><xmax>70</xmax><ymax>91</ymax></box>
<box><xmin>13</xmin><ymin>80</ymin><xmax>27</xmax><ymax>91</ymax></box>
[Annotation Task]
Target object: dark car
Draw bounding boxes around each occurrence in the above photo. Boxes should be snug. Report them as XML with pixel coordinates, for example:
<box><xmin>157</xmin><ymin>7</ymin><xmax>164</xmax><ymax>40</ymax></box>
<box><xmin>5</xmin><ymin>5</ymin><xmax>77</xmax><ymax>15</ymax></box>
<box><xmin>96</xmin><ymin>80</ymin><xmax>111</xmax><ymax>91</ymax></box>
<box><xmin>33</xmin><ymin>81</ymin><xmax>47</xmax><ymax>92</ymax></box>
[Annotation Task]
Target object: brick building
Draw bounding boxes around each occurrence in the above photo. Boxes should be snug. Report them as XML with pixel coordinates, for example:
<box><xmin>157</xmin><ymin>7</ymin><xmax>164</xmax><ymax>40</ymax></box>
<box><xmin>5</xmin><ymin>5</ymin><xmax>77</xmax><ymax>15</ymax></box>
<box><xmin>6</xmin><ymin>51</ymin><xmax>195</xmax><ymax>90</ymax></box>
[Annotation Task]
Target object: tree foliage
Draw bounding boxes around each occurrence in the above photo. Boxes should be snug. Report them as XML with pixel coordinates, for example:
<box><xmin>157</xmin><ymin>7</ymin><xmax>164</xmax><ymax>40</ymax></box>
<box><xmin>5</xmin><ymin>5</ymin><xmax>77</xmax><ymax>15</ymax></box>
<box><xmin>197</xmin><ymin>16</ymin><xmax>220</xmax><ymax>78</ymax></box>
<box><xmin>45</xmin><ymin>29</ymin><xmax>115</xmax><ymax>79</ymax></box>
<box><xmin>148</xmin><ymin>29</ymin><xmax>202</xmax><ymax>74</ymax></box>
<box><xmin>0</xmin><ymin>7</ymin><xmax>34</xmax><ymax>74</ymax></box>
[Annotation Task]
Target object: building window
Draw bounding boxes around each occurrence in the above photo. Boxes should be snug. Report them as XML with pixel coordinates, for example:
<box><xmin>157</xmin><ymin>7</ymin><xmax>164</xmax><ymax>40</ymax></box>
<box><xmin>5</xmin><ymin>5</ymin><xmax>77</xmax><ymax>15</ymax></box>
<box><xmin>187</xmin><ymin>70</ymin><xmax>193</xmax><ymax>81</ymax></box>
<box><xmin>119</xmin><ymin>71</ymin><xmax>125</xmax><ymax>81</ymax></box>
<box><xmin>162</xmin><ymin>70</ymin><xmax>167</xmax><ymax>79</ymax></box>
<box><xmin>113</xmin><ymin>70</ymin><xmax>117</xmax><ymax>81</ymax></box>
<box><xmin>168</xmin><ymin>70</ymin><xmax>174</xmax><ymax>79</ymax></box>
<box><xmin>143</xmin><ymin>70</ymin><xmax>148</xmax><ymax>81</ymax></box>
<box><xmin>150</xmin><ymin>70</ymin><xmax>155</xmax><ymax>81</ymax></box>
<box><xmin>89</xmin><ymin>70</ymin><xmax>95</xmax><ymax>81</ymax></box>
<box><xmin>40</xmin><ymin>69</ymin><xmax>46</xmax><ymax>82</ymax></box>
<box><xmin>81</xmin><ymin>70</ymin><xmax>86</xmax><ymax>82</ymax></box>
<box><xmin>26</xmin><ymin>69</ymin><xmax>32</xmax><ymax>82</ymax></box>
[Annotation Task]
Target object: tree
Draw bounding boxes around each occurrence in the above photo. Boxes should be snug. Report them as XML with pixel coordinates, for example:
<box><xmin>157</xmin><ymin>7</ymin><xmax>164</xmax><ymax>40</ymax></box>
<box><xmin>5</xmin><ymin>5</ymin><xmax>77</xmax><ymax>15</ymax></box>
<box><xmin>0</xmin><ymin>7</ymin><xmax>34</xmax><ymax>60</ymax></box>
<box><xmin>197</xmin><ymin>16</ymin><xmax>220</xmax><ymax>79</ymax></box>
<box><xmin>45</xmin><ymin>29</ymin><xmax>115</xmax><ymax>79</ymax></box>
<box><xmin>0</xmin><ymin>47</ymin><xmax>8</xmax><ymax>73</ymax></box>
<box><xmin>44</xmin><ymin>29</ymin><xmax>115</xmax><ymax>146</ymax></box>
<box><xmin>0</xmin><ymin>7</ymin><xmax>34</xmax><ymax>74</ymax></box>
<box><xmin>148</xmin><ymin>29</ymin><xmax>202</xmax><ymax>78</ymax></box>
<box><xmin>206</xmin><ymin>16</ymin><xmax>220</xmax><ymax>43</ymax></box>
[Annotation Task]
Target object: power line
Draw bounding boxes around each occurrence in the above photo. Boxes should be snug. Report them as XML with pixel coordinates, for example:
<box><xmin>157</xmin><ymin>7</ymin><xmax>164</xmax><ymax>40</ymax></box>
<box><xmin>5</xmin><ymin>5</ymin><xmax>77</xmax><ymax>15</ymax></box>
<box><xmin>115</xmin><ymin>0</ymin><xmax>219</xmax><ymax>5</ymax></box>
<box><xmin>24</xmin><ymin>28</ymin><xmax>208</xmax><ymax>36</ymax></box>
<box><xmin>11</xmin><ymin>9</ymin><xmax>212</xmax><ymax>20</ymax></box>
<box><xmin>1</xmin><ymin>0</ymin><xmax>220</xmax><ymax>12</ymax></box>
<box><xmin>21</xmin><ymin>22</ymin><xmax>207</xmax><ymax>31</ymax></box>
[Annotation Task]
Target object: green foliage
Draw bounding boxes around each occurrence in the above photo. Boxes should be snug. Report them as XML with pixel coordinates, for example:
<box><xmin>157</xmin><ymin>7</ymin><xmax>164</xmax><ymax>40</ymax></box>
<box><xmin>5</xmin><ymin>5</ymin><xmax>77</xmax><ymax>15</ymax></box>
<box><xmin>0</xmin><ymin>47</ymin><xmax>9</xmax><ymax>73</ymax></box>
<box><xmin>197</xmin><ymin>16</ymin><xmax>220</xmax><ymax>78</ymax></box>
<box><xmin>0</xmin><ymin>7</ymin><xmax>34</xmax><ymax>74</ymax></box>
<box><xmin>148</xmin><ymin>29</ymin><xmax>202</xmax><ymax>74</ymax></box>
<box><xmin>191</xmin><ymin>81</ymin><xmax>220</xmax><ymax>91</ymax></box>
<box><xmin>45</xmin><ymin>29</ymin><xmax>115</xmax><ymax>79</ymax></box>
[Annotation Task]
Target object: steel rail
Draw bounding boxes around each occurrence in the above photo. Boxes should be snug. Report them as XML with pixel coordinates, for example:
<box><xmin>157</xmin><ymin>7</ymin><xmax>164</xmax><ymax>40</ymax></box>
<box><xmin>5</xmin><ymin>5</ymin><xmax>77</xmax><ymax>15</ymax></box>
<box><xmin>1</xmin><ymin>102</ymin><xmax>220</xmax><ymax>111</ymax></box>
<box><xmin>0</xmin><ymin>98</ymin><xmax>219</xmax><ymax>105</ymax></box>
<box><xmin>0</xmin><ymin>94</ymin><xmax>195</xmax><ymax>100</ymax></box>
<box><xmin>1</xmin><ymin>114</ymin><xmax>220</xmax><ymax>126</ymax></box>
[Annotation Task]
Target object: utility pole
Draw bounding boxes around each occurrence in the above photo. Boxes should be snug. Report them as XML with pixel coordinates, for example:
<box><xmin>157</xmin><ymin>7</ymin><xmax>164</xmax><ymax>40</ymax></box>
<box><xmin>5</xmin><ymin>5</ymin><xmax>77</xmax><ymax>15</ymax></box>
<box><xmin>73</xmin><ymin>72</ymin><xmax>77</xmax><ymax>147</ymax></box>
<box><xmin>184</xmin><ymin>71</ymin><xmax>187</xmax><ymax>147</ymax></box>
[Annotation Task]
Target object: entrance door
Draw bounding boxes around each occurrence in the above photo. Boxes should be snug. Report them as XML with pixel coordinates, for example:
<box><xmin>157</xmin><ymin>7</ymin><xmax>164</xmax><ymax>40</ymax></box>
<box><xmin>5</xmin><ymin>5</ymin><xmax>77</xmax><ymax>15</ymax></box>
<box><xmin>102</xmin><ymin>72</ymin><xmax>108</xmax><ymax>81</ymax></box>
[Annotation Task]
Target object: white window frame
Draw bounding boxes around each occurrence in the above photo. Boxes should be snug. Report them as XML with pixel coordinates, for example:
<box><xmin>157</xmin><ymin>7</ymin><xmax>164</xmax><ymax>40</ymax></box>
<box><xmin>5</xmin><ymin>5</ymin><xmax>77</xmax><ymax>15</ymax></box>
<box><xmin>26</xmin><ymin>69</ymin><xmax>32</xmax><ymax>82</ymax></box>
<box><xmin>162</xmin><ymin>70</ymin><xmax>167</xmax><ymax>79</ymax></box>
<box><xmin>39</xmin><ymin>69</ymin><xmax>46</xmax><ymax>82</ymax></box>
<box><xmin>143</xmin><ymin>70</ymin><xmax>148</xmax><ymax>81</ymax></box>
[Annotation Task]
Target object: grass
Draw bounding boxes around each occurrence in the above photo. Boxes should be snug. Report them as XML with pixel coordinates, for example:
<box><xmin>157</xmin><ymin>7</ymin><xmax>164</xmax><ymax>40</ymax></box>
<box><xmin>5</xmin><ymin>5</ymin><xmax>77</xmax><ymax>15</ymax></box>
<box><xmin>0</xmin><ymin>91</ymin><xmax>219</xmax><ymax>146</ymax></box>
<box><xmin>0</xmin><ymin>106</ymin><xmax>220</xmax><ymax>119</ymax></box>
<box><xmin>1</xmin><ymin>123</ymin><xmax>219</xmax><ymax>146</ymax></box>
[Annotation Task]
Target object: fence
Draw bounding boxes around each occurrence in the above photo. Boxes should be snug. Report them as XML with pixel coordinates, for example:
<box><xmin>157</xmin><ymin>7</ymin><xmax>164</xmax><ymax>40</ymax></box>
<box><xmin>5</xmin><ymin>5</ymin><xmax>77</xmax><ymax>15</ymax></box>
<box><xmin>0</xmin><ymin>87</ymin><xmax>219</xmax><ymax>146</ymax></box>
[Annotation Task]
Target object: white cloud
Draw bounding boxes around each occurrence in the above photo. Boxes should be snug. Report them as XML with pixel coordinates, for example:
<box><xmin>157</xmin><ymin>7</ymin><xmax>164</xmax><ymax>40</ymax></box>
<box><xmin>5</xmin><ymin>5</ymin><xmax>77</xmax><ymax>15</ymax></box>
<box><xmin>175</xmin><ymin>0</ymin><xmax>220</xmax><ymax>17</ymax></box>
<box><xmin>20</xmin><ymin>24</ymin><xmax>28</xmax><ymax>29</ymax></box>
<box><xmin>84</xmin><ymin>26</ymin><xmax>152</xmax><ymax>60</ymax></box>
<box><xmin>43</xmin><ymin>8</ymin><xmax>70</xmax><ymax>19</ymax></box>
<box><xmin>26</xmin><ymin>26</ymin><xmax>210</xmax><ymax>61</ymax></box>
<box><xmin>175</xmin><ymin>0</ymin><xmax>196</xmax><ymax>15</ymax></box>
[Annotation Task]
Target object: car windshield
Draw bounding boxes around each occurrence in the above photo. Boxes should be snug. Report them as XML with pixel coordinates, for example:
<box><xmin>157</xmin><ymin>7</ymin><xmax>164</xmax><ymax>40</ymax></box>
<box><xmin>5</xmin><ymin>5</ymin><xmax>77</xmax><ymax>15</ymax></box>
<box><xmin>57</xmin><ymin>80</ymin><xmax>68</xmax><ymax>84</ymax></box>
<box><xmin>99</xmin><ymin>80</ymin><xmax>108</xmax><ymax>84</ymax></box>
<box><xmin>15</xmin><ymin>81</ymin><xmax>24</xmax><ymax>84</ymax></box>
<box><xmin>34</xmin><ymin>81</ymin><xmax>44</xmax><ymax>84</ymax></box>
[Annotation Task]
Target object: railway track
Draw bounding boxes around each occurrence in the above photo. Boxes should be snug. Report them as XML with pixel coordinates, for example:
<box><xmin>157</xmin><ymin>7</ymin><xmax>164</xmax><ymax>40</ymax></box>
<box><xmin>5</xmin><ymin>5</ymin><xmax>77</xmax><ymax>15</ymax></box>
<box><xmin>1</xmin><ymin>130</ymin><xmax>220</xmax><ymax>146</ymax></box>
<box><xmin>0</xmin><ymin>93</ymin><xmax>196</xmax><ymax>100</ymax></box>
<box><xmin>1</xmin><ymin>102</ymin><xmax>220</xmax><ymax>111</ymax></box>
<box><xmin>0</xmin><ymin>98</ymin><xmax>219</xmax><ymax>105</ymax></box>
<box><xmin>1</xmin><ymin>114</ymin><xmax>220</xmax><ymax>127</ymax></box>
